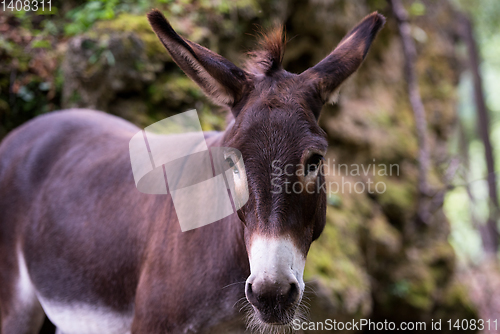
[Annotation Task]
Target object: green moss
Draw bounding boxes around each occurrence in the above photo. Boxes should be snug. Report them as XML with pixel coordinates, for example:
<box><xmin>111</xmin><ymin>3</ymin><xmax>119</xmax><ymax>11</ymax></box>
<box><xmin>422</xmin><ymin>241</ymin><xmax>455</xmax><ymax>286</ymax></box>
<box><xmin>304</xmin><ymin>201</ymin><xmax>373</xmax><ymax>311</ymax></box>
<box><xmin>94</xmin><ymin>13</ymin><xmax>167</xmax><ymax>57</ymax></box>
<box><xmin>305</xmin><ymin>206</ymin><xmax>371</xmax><ymax>316</ymax></box>
<box><xmin>390</xmin><ymin>262</ymin><xmax>436</xmax><ymax>311</ymax></box>
<box><xmin>199</xmin><ymin>106</ymin><xmax>226</xmax><ymax>131</ymax></box>
<box><xmin>368</xmin><ymin>213</ymin><xmax>402</xmax><ymax>255</ymax></box>
<box><xmin>375</xmin><ymin>177</ymin><xmax>417</xmax><ymax>227</ymax></box>
<box><xmin>436</xmin><ymin>281</ymin><xmax>478</xmax><ymax>321</ymax></box>
<box><xmin>376</xmin><ymin>178</ymin><xmax>415</xmax><ymax>209</ymax></box>
<box><xmin>148</xmin><ymin>73</ymin><xmax>201</xmax><ymax>105</ymax></box>
<box><xmin>366</xmin><ymin>106</ymin><xmax>419</xmax><ymax>163</ymax></box>
<box><xmin>406</xmin><ymin>277</ymin><xmax>435</xmax><ymax>310</ymax></box>
<box><xmin>371</xmin><ymin>108</ymin><xmax>394</xmax><ymax>127</ymax></box>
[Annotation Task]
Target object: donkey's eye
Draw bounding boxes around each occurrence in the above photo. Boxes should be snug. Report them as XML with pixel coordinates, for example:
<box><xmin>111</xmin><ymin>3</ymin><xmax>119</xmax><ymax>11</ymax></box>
<box><xmin>225</xmin><ymin>157</ymin><xmax>235</xmax><ymax>168</ymax></box>
<box><xmin>226</xmin><ymin>157</ymin><xmax>240</xmax><ymax>176</ymax></box>
<box><xmin>305</xmin><ymin>154</ymin><xmax>323</xmax><ymax>176</ymax></box>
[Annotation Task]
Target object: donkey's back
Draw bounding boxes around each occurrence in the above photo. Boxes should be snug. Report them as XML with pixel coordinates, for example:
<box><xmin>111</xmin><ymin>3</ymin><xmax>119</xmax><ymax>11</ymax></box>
<box><xmin>0</xmin><ymin>109</ymin><xmax>139</xmax><ymax>220</ymax></box>
<box><xmin>0</xmin><ymin>109</ymin><xmax>149</xmax><ymax>333</ymax></box>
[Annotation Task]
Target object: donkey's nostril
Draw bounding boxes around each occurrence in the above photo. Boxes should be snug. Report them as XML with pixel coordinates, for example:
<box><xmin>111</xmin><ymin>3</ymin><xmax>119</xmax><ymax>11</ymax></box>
<box><xmin>245</xmin><ymin>282</ymin><xmax>258</xmax><ymax>306</ymax></box>
<box><xmin>287</xmin><ymin>282</ymin><xmax>300</xmax><ymax>305</ymax></box>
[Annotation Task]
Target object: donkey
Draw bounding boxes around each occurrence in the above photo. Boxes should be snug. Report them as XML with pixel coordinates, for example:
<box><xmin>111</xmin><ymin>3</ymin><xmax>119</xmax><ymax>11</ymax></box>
<box><xmin>0</xmin><ymin>9</ymin><xmax>384</xmax><ymax>334</ymax></box>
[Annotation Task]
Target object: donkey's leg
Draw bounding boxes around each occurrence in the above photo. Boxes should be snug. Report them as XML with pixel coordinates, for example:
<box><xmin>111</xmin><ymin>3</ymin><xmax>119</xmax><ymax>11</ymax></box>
<box><xmin>0</xmin><ymin>250</ymin><xmax>45</xmax><ymax>334</ymax></box>
<box><xmin>1</xmin><ymin>305</ymin><xmax>44</xmax><ymax>334</ymax></box>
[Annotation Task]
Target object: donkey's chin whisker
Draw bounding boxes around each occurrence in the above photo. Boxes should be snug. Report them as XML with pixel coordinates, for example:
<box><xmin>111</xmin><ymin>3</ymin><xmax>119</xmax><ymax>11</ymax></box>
<box><xmin>237</xmin><ymin>298</ymin><xmax>253</xmax><ymax>313</ymax></box>
<box><xmin>298</xmin><ymin>300</ymin><xmax>311</xmax><ymax>310</ymax></box>
<box><xmin>220</xmin><ymin>281</ymin><xmax>246</xmax><ymax>290</ymax></box>
<box><xmin>233</xmin><ymin>296</ymin><xmax>249</xmax><ymax>310</ymax></box>
<box><xmin>296</xmin><ymin>300</ymin><xmax>311</xmax><ymax>323</ymax></box>
<box><xmin>304</xmin><ymin>278</ymin><xmax>320</xmax><ymax>285</ymax></box>
<box><xmin>303</xmin><ymin>284</ymin><xmax>319</xmax><ymax>297</ymax></box>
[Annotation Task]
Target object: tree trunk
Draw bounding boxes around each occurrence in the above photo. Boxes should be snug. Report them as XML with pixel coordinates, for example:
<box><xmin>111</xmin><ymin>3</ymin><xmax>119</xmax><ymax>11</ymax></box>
<box><xmin>459</xmin><ymin>12</ymin><xmax>499</xmax><ymax>254</ymax></box>
<box><xmin>389</xmin><ymin>0</ymin><xmax>431</xmax><ymax>225</ymax></box>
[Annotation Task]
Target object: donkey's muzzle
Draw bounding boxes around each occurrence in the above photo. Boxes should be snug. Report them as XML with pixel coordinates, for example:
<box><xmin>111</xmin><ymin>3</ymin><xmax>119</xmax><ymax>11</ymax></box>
<box><xmin>245</xmin><ymin>276</ymin><xmax>300</xmax><ymax>324</ymax></box>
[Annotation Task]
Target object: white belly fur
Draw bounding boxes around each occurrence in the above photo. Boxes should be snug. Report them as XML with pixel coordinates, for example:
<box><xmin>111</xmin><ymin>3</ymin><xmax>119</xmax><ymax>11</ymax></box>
<box><xmin>38</xmin><ymin>298</ymin><xmax>133</xmax><ymax>334</ymax></box>
<box><xmin>17</xmin><ymin>247</ymin><xmax>133</xmax><ymax>334</ymax></box>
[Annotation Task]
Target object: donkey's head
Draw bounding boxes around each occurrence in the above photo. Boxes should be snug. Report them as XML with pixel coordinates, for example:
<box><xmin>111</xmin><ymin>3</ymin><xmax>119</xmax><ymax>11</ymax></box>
<box><xmin>148</xmin><ymin>9</ymin><xmax>384</xmax><ymax>330</ymax></box>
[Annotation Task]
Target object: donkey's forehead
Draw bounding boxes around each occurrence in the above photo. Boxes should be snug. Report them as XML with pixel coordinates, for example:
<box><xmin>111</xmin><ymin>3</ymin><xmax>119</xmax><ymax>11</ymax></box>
<box><xmin>230</xmin><ymin>105</ymin><xmax>327</xmax><ymax>158</ymax></box>
<box><xmin>225</xmin><ymin>72</ymin><xmax>327</xmax><ymax>156</ymax></box>
<box><xmin>241</xmin><ymin>75</ymin><xmax>322</xmax><ymax>120</ymax></box>
<box><xmin>251</xmin><ymin>71</ymin><xmax>315</xmax><ymax>100</ymax></box>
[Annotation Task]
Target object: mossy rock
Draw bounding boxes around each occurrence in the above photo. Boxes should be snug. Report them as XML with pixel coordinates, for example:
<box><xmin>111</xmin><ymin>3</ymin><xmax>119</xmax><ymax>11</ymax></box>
<box><xmin>93</xmin><ymin>13</ymin><xmax>210</xmax><ymax>59</ymax></box>
<box><xmin>304</xmin><ymin>207</ymin><xmax>372</xmax><ymax>323</ymax></box>
<box><xmin>432</xmin><ymin>280</ymin><xmax>479</xmax><ymax>333</ymax></box>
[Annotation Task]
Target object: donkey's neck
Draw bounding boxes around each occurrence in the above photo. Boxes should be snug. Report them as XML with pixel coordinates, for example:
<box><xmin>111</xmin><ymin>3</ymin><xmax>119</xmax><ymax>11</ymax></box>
<box><xmin>206</xmin><ymin>128</ymin><xmax>247</xmax><ymax>253</ymax></box>
<box><xmin>181</xmin><ymin>128</ymin><xmax>248</xmax><ymax>270</ymax></box>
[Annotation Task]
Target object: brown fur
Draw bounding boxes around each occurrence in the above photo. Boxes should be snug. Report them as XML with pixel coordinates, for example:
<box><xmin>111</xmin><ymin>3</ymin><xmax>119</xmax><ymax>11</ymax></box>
<box><xmin>245</xmin><ymin>26</ymin><xmax>286</xmax><ymax>76</ymax></box>
<box><xmin>0</xmin><ymin>10</ymin><xmax>384</xmax><ymax>333</ymax></box>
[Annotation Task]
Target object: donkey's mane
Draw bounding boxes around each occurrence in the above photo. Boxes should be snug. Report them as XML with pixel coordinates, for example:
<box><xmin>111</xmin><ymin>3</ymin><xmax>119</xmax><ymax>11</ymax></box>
<box><xmin>244</xmin><ymin>26</ymin><xmax>286</xmax><ymax>76</ymax></box>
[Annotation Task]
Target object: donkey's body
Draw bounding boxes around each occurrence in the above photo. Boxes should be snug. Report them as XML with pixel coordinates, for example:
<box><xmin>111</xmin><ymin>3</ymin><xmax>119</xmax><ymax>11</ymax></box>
<box><xmin>0</xmin><ymin>109</ymin><xmax>248</xmax><ymax>333</ymax></box>
<box><xmin>0</xmin><ymin>9</ymin><xmax>384</xmax><ymax>334</ymax></box>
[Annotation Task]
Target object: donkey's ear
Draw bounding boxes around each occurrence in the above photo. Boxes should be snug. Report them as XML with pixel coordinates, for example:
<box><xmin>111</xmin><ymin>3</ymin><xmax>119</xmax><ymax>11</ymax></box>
<box><xmin>301</xmin><ymin>12</ymin><xmax>385</xmax><ymax>106</ymax></box>
<box><xmin>147</xmin><ymin>10</ymin><xmax>248</xmax><ymax>108</ymax></box>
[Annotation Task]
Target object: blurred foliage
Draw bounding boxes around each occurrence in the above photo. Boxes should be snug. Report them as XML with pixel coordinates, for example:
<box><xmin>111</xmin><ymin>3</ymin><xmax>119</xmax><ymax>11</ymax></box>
<box><xmin>0</xmin><ymin>0</ymin><xmax>262</xmax><ymax>136</ymax></box>
<box><xmin>64</xmin><ymin>0</ymin><xmax>175</xmax><ymax>36</ymax></box>
<box><xmin>455</xmin><ymin>0</ymin><xmax>500</xmax><ymax>40</ymax></box>
<box><xmin>65</xmin><ymin>0</ymin><xmax>119</xmax><ymax>35</ymax></box>
<box><xmin>444</xmin><ymin>0</ymin><xmax>500</xmax><ymax>264</ymax></box>
<box><xmin>0</xmin><ymin>11</ymin><xmax>63</xmax><ymax>137</ymax></box>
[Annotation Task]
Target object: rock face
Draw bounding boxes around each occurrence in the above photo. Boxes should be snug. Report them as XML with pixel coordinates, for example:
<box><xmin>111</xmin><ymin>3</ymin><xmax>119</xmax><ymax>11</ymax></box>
<box><xmin>62</xmin><ymin>16</ymin><xmax>164</xmax><ymax>126</ymax></box>
<box><xmin>2</xmin><ymin>0</ymin><xmax>477</xmax><ymax>332</ymax></box>
<box><xmin>61</xmin><ymin>13</ymin><xmax>224</xmax><ymax>129</ymax></box>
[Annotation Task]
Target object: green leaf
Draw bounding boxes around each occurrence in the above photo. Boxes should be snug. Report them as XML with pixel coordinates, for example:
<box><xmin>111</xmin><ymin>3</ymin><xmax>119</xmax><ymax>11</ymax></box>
<box><xmin>31</xmin><ymin>40</ymin><xmax>51</xmax><ymax>49</ymax></box>
<box><xmin>409</xmin><ymin>1</ymin><xmax>426</xmax><ymax>16</ymax></box>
